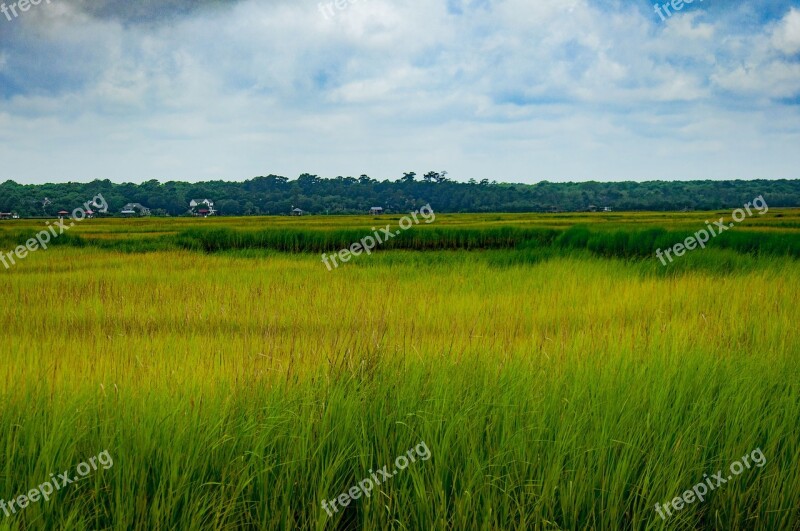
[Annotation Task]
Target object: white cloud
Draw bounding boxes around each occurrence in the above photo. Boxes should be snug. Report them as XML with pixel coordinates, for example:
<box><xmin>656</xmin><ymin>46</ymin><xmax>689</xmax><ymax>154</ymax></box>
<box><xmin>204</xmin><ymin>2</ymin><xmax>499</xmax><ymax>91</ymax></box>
<box><xmin>772</xmin><ymin>7</ymin><xmax>800</xmax><ymax>55</ymax></box>
<box><xmin>711</xmin><ymin>62</ymin><xmax>800</xmax><ymax>98</ymax></box>
<box><xmin>0</xmin><ymin>0</ymin><xmax>798</xmax><ymax>183</ymax></box>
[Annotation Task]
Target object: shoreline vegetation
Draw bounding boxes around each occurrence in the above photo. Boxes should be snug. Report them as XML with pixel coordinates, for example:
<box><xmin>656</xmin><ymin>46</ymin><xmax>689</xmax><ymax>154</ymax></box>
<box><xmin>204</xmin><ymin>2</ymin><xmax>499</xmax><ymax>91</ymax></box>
<box><xmin>2</xmin><ymin>211</ymin><xmax>800</xmax><ymax>262</ymax></box>
<box><xmin>1</xmin><ymin>212</ymin><xmax>798</xmax><ymax>529</ymax></box>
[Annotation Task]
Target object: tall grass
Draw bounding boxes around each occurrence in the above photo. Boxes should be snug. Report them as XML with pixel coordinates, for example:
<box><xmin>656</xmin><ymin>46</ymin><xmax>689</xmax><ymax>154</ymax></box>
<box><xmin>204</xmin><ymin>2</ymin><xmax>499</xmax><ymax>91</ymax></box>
<box><xmin>0</xmin><ymin>215</ymin><xmax>798</xmax><ymax>529</ymax></box>
<box><xmin>170</xmin><ymin>224</ymin><xmax>800</xmax><ymax>260</ymax></box>
<box><xmin>4</xmin><ymin>210</ymin><xmax>800</xmax><ymax>261</ymax></box>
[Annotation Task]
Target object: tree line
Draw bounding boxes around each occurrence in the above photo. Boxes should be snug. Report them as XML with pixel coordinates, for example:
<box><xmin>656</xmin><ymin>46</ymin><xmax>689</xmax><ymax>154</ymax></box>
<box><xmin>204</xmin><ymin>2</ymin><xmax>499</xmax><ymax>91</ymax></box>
<box><xmin>1</xmin><ymin>173</ymin><xmax>799</xmax><ymax>217</ymax></box>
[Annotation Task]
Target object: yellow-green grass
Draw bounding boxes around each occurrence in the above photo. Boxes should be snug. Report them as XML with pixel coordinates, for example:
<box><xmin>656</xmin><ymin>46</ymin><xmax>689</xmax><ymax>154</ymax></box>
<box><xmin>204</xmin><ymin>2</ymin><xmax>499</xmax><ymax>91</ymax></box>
<box><xmin>4</xmin><ymin>211</ymin><xmax>800</xmax><ymax>260</ymax></box>
<box><xmin>0</xmin><ymin>215</ymin><xmax>798</xmax><ymax>530</ymax></box>
<box><xmin>2</xmin><ymin>209</ymin><xmax>800</xmax><ymax>238</ymax></box>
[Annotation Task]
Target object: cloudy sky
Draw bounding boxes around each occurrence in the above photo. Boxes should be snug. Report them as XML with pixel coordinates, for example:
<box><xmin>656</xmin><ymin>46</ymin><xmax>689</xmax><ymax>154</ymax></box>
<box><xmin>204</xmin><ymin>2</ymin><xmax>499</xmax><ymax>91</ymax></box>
<box><xmin>0</xmin><ymin>0</ymin><xmax>799</xmax><ymax>184</ymax></box>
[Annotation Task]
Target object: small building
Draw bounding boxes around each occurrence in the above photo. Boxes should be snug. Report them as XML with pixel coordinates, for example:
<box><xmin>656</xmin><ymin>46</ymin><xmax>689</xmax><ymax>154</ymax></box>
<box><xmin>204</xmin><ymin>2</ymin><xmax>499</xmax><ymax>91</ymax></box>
<box><xmin>85</xmin><ymin>210</ymin><xmax>95</xmax><ymax>219</ymax></box>
<box><xmin>587</xmin><ymin>205</ymin><xmax>598</xmax><ymax>213</ymax></box>
<box><xmin>369</xmin><ymin>207</ymin><xmax>384</xmax><ymax>215</ymax></box>
<box><xmin>0</xmin><ymin>213</ymin><xmax>12</xmax><ymax>220</ymax></box>
<box><xmin>122</xmin><ymin>203</ymin><xmax>151</xmax><ymax>216</ymax></box>
<box><xmin>189</xmin><ymin>199</ymin><xmax>216</xmax><ymax>217</ymax></box>
<box><xmin>57</xmin><ymin>210</ymin><xmax>70</xmax><ymax>218</ymax></box>
<box><xmin>603</xmin><ymin>207</ymin><xmax>613</xmax><ymax>212</ymax></box>
<box><xmin>291</xmin><ymin>208</ymin><xmax>304</xmax><ymax>216</ymax></box>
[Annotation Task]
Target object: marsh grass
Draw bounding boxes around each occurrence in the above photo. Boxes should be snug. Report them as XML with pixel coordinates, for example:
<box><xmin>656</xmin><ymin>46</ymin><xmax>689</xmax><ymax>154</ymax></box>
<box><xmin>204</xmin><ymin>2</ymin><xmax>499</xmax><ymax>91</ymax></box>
<box><xmin>0</xmin><ymin>213</ymin><xmax>798</xmax><ymax>529</ymax></box>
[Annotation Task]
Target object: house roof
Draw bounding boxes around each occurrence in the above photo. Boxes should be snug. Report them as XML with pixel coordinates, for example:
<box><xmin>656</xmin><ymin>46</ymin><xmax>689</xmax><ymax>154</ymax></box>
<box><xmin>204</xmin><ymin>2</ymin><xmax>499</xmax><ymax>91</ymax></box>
<box><xmin>57</xmin><ymin>210</ymin><xmax>70</xmax><ymax>214</ymax></box>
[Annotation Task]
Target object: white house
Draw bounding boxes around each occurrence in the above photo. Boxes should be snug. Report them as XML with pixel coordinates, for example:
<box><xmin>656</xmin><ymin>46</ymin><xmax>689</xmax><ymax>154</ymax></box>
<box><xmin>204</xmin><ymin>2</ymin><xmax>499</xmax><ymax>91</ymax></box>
<box><xmin>190</xmin><ymin>199</ymin><xmax>216</xmax><ymax>216</ymax></box>
<box><xmin>121</xmin><ymin>203</ymin><xmax>151</xmax><ymax>216</ymax></box>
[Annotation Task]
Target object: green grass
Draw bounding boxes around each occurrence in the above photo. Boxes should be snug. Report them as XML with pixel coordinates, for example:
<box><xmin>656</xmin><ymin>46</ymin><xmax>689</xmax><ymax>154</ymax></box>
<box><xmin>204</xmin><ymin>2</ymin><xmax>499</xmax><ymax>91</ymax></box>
<box><xmin>0</xmin><ymin>212</ymin><xmax>798</xmax><ymax>530</ymax></box>
<box><xmin>4</xmin><ymin>210</ymin><xmax>800</xmax><ymax>263</ymax></box>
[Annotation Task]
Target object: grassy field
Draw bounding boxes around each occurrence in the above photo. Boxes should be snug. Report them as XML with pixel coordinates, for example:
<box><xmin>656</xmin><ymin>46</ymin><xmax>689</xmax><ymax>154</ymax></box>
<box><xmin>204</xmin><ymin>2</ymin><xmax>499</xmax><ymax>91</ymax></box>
<box><xmin>0</xmin><ymin>212</ymin><xmax>798</xmax><ymax>530</ymax></box>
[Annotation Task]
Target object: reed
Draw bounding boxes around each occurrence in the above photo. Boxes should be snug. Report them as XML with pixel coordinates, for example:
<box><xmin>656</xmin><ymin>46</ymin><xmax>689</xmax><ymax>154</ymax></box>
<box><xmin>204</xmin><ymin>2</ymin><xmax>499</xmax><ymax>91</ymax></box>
<box><xmin>0</xmin><ymin>213</ymin><xmax>798</xmax><ymax>529</ymax></box>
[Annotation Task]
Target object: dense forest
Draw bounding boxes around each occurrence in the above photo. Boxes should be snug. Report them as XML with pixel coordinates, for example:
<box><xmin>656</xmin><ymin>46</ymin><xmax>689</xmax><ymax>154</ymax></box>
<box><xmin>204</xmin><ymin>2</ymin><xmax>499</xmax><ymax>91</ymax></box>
<box><xmin>1</xmin><ymin>173</ymin><xmax>799</xmax><ymax>217</ymax></box>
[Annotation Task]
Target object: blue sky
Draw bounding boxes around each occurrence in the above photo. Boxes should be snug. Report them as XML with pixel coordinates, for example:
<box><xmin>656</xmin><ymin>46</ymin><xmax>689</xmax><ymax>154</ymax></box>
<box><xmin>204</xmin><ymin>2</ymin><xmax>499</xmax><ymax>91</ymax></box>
<box><xmin>0</xmin><ymin>0</ymin><xmax>799</xmax><ymax>184</ymax></box>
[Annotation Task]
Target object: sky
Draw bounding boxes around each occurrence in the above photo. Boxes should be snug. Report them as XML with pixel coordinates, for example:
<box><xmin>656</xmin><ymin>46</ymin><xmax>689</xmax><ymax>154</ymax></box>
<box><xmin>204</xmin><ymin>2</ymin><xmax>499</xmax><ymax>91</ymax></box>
<box><xmin>0</xmin><ymin>0</ymin><xmax>799</xmax><ymax>185</ymax></box>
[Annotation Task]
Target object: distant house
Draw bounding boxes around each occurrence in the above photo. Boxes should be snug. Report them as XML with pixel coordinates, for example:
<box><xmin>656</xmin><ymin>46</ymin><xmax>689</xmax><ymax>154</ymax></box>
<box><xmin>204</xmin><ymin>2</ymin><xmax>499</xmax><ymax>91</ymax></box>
<box><xmin>603</xmin><ymin>207</ymin><xmax>613</xmax><ymax>212</ymax></box>
<box><xmin>122</xmin><ymin>203</ymin><xmax>151</xmax><ymax>216</ymax></box>
<box><xmin>587</xmin><ymin>205</ymin><xmax>598</xmax><ymax>212</ymax></box>
<box><xmin>0</xmin><ymin>213</ymin><xmax>12</xmax><ymax>220</ymax></box>
<box><xmin>291</xmin><ymin>208</ymin><xmax>304</xmax><ymax>216</ymax></box>
<box><xmin>85</xmin><ymin>210</ymin><xmax>95</xmax><ymax>219</ymax></box>
<box><xmin>57</xmin><ymin>210</ymin><xmax>70</xmax><ymax>218</ymax></box>
<box><xmin>190</xmin><ymin>199</ymin><xmax>216</xmax><ymax>217</ymax></box>
<box><xmin>369</xmin><ymin>207</ymin><xmax>384</xmax><ymax>215</ymax></box>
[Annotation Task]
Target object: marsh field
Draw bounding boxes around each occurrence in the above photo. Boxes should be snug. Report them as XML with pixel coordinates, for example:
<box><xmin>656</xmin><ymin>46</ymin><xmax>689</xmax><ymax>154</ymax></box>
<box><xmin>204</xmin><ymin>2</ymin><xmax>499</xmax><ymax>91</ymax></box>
<box><xmin>1</xmin><ymin>210</ymin><xmax>799</xmax><ymax>530</ymax></box>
